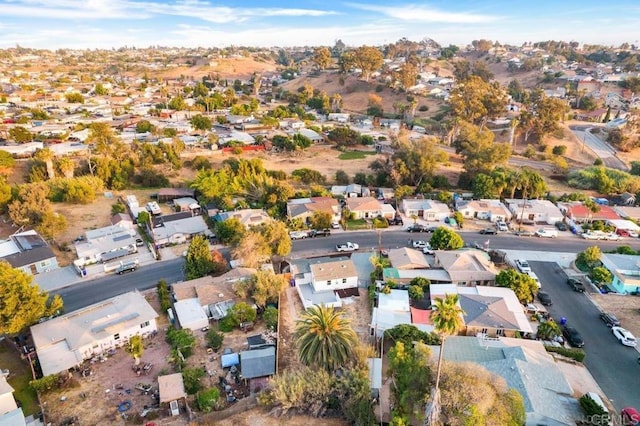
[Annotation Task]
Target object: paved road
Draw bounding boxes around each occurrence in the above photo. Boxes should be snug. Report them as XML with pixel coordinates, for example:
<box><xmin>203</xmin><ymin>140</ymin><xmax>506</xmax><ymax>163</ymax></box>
<box><xmin>530</xmin><ymin>261</ymin><xmax>640</xmax><ymax>412</ymax></box>
<box><xmin>569</xmin><ymin>125</ymin><xmax>628</xmax><ymax>170</ymax></box>
<box><xmin>55</xmin><ymin>257</ymin><xmax>185</xmax><ymax>312</ymax></box>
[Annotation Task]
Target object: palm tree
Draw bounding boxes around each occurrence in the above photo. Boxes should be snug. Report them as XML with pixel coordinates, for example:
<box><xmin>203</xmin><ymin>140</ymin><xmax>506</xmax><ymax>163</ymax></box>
<box><xmin>35</xmin><ymin>147</ymin><xmax>55</xmax><ymax>180</ymax></box>
<box><xmin>57</xmin><ymin>157</ymin><xmax>75</xmax><ymax>178</ymax></box>
<box><xmin>294</xmin><ymin>305</ymin><xmax>357</xmax><ymax>371</ymax></box>
<box><xmin>428</xmin><ymin>294</ymin><xmax>465</xmax><ymax>424</ymax></box>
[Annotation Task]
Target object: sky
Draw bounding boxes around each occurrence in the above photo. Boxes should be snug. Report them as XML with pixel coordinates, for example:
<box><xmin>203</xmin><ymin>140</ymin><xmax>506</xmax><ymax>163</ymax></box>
<box><xmin>0</xmin><ymin>0</ymin><xmax>639</xmax><ymax>50</ymax></box>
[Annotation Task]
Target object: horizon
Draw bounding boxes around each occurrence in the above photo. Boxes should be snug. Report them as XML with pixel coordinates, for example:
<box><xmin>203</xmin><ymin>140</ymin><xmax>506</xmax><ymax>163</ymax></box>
<box><xmin>0</xmin><ymin>0</ymin><xmax>639</xmax><ymax>50</ymax></box>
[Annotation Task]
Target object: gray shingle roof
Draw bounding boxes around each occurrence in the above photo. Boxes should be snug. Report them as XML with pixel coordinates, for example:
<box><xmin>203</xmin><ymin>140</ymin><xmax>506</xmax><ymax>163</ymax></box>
<box><xmin>240</xmin><ymin>346</ymin><xmax>276</xmax><ymax>379</ymax></box>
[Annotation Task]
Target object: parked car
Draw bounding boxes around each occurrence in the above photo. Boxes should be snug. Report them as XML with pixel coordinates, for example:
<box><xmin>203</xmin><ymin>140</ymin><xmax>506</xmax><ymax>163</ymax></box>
<box><xmin>135</xmin><ymin>238</ymin><xmax>144</xmax><ymax>247</ymax></box>
<box><xmin>479</xmin><ymin>227</ymin><xmax>497</xmax><ymax>235</ymax></box>
<box><xmin>582</xmin><ymin>230</ymin><xmax>607</xmax><ymax>240</ymax></box>
<box><xmin>331</xmin><ymin>221</ymin><xmax>341</xmax><ymax>229</ymax></box>
<box><xmin>616</xmin><ymin>228</ymin><xmax>639</xmax><ymax>238</ymax></box>
<box><xmin>526</xmin><ymin>271</ymin><xmax>542</xmax><ymax>288</ymax></box>
<box><xmin>537</xmin><ymin>291</ymin><xmax>552</xmax><ymax>306</ymax></box>
<box><xmin>289</xmin><ymin>230</ymin><xmax>309</xmax><ymax>240</ymax></box>
<box><xmin>388</xmin><ymin>216</ymin><xmax>404</xmax><ymax>226</ymax></box>
<box><xmin>600</xmin><ymin>312</ymin><xmax>621</xmax><ymax>327</ymax></box>
<box><xmin>567</xmin><ymin>277</ymin><xmax>586</xmax><ymax>292</ymax></box>
<box><xmin>116</xmin><ymin>261</ymin><xmax>138</xmax><ymax>275</ymax></box>
<box><xmin>604</xmin><ymin>232</ymin><xmax>622</xmax><ymax>241</ymax></box>
<box><xmin>535</xmin><ymin>228</ymin><xmax>558</xmax><ymax>238</ymax></box>
<box><xmin>422</xmin><ymin>244</ymin><xmax>434</xmax><ymax>255</ymax></box>
<box><xmin>515</xmin><ymin>259</ymin><xmax>532</xmax><ymax>273</ymax></box>
<box><xmin>406</xmin><ymin>224</ymin><xmax>426</xmax><ymax>233</ymax></box>
<box><xmin>621</xmin><ymin>407</ymin><xmax>640</xmax><ymax>426</ymax></box>
<box><xmin>412</xmin><ymin>240</ymin><xmax>428</xmax><ymax>249</ymax></box>
<box><xmin>555</xmin><ymin>221</ymin><xmax>568</xmax><ymax>231</ymax></box>
<box><xmin>496</xmin><ymin>221</ymin><xmax>509</xmax><ymax>232</ymax></box>
<box><xmin>612</xmin><ymin>326</ymin><xmax>637</xmax><ymax>347</ymax></box>
<box><xmin>514</xmin><ymin>230</ymin><xmax>536</xmax><ymax>237</ymax></box>
<box><xmin>336</xmin><ymin>242</ymin><xmax>359</xmax><ymax>252</ymax></box>
<box><xmin>562</xmin><ymin>325</ymin><xmax>584</xmax><ymax>348</ymax></box>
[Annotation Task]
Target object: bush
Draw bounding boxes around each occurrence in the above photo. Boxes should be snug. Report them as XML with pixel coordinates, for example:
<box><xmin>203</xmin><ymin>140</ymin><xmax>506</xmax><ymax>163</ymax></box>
<box><xmin>408</xmin><ymin>285</ymin><xmax>424</xmax><ymax>300</ymax></box>
<box><xmin>372</xmin><ymin>217</ymin><xmax>389</xmax><ymax>228</ymax></box>
<box><xmin>263</xmin><ymin>306</ymin><xmax>278</xmax><ymax>331</ymax></box>
<box><xmin>30</xmin><ymin>374</ymin><xmax>60</xmax><ymax>393</ymax></box>
<box><xmin>384</xmin><ymin>324</ymin><xmax>441</xmax><ymax>345</ymax></box>
<box><xmin>552</xmin><ymin>145</ymin><xmax>567</xmax><ymax>155</ymax></box>
<box><xmin>594</xmin><ymin>158</ymin><xmax>603</xmax><ymax>166</ymax></box>
<box><xmin>418</xmin><ymin>105</ymin><xmax>429</xmax><ymax>112</ymax></box>
<box><xmin>375</xmin><ymin>84</ymin><xmax>385</xmax><ymax>93</ymax></box>
<box><xmin>544</xmin><ymin>345</ymin><xmax>586</xmax><ymax>362</ymax></box>
<box><xmin>182</xmin><ymin>367</ymin><xmax>205</xmax><ymax>395</ymax></box>
<box><xmin>166</xmin><ymin>328</ymin><xmax>196</xmax><ymax>358</ymax></box>
<box><xmin>205</xmin><ymin>330</ymin><xmax>224</xmax><ymax>351</ymax></box>
<box><xmin>157</xmin><ymin>280</ymin><xmax>171</xmax><ymax>312</ymax></box>
<box><xmin>190</xmin><ymin>156</ymin><xmax>212</xmax><ymax>170</ymax></box>
<box><xmin>219</xmin><ymin>315</ymin><xmax>236</xmax><ymax>332</ymax></box>
<box><xmin>232</xmin><ymin>146</ymin><xmax>243</xmax><ymax>155</ymax></box>
<box><xmin>197</xmin><ymin>387</ymin><xmax>221</xmax><ymax>412</ymax></box>
<box><xmin>579</xmin><ymin>393</ymin><xmax>608</xmax><ymax>416</ymax></box>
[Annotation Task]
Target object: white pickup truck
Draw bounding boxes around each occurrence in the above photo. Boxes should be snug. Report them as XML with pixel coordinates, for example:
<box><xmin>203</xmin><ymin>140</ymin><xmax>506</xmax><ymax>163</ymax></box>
<box><xmin>336</xmin><ymin>242</ymin><xmax>359</xmax><ymax>252</ymax></box>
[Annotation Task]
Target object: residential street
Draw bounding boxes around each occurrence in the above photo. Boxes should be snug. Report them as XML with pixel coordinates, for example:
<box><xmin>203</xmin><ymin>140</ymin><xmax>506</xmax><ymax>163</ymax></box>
<box><xmin>530</xmin><ymin>261</ymin><xmax>640</xmax><ymax>412</ymax></box>
<box><xmin>569</xmin><ymin>125</ymin><xmax>628</xmax><ymax>171</ymax></box>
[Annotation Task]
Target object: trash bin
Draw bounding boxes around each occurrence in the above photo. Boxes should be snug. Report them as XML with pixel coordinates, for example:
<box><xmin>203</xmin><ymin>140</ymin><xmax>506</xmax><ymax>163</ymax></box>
<box><xmin>560</xmin><ymin>317</ymin><xmax>567</xmax><ymax>325</ymax></box>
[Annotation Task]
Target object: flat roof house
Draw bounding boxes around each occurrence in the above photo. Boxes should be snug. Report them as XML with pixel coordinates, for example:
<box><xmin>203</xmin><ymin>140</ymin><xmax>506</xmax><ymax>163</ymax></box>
<box><xmin>74</xmin><ymin>223</ymin><xmax>137</xmax><ymax>266</ymax></box>
<box><xmin>31</xmin><ymin>291</ymin><xmax>158</xmax><ymax>376</ymax></box>
<box><xmin>213</xmin><ymin>209</ymin><xmax>272</xmax><ymax>229</ymax></box>
<box><xmin>402</xmin><ymin>199</ymin><xmax>450</xmax><ymax>222</ymax></box>
<box><xmin>504</xmin><ymin>199</ymin><xmax>563</xmax><ymax>225</ymax></box>
<box><xmin>599</xmin><ymin>253</ymin><xmax>640</xmax><ymax>294</ymax></box>
<box><xmin>151</xmin><ymin>213</ymin><xmax>211</xmax><ymax>247</ymax></box>
<box><xmin>455</xmin><ymin>199</ymin><xmax>512</xmax><ymax>222</ymax></box>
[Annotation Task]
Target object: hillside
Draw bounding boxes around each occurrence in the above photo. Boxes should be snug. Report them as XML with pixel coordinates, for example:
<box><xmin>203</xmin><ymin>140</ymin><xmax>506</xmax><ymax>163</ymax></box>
<box><xmin>128</xmin><ymin>56</ymin><xmax>279</xmax><ymax>80</ymax></box>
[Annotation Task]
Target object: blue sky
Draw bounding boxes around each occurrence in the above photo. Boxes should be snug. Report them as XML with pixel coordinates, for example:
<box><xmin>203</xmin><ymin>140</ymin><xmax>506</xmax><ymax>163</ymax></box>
<box><xmin>0</xmin><ymin>0</ymin><xmax>639</xmax><ymax>49</ymax></box>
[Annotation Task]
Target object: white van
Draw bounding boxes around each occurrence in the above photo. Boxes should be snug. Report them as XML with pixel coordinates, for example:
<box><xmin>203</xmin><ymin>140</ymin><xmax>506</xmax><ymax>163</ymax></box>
<box><xmin>496</xmin><ymin>221</ymin><xmax>509</xmax><ymax>232</ymax></box>
<box><xmin>535</xmin><ymin>228</ymin><xmax>558</xmax><ymax>238</ymax></box>
<box><xmin>526</xmin><ymin>271</ymin><xmax>542</xmax><ymax>288</ymax></box>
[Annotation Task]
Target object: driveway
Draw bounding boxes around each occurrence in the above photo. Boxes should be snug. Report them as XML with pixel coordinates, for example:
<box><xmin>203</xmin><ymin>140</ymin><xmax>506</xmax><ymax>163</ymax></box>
<box><xmin>569</xmin><ymin>125</ymin><xmax>628</xmax><ymax>170</ymax></box>
<box><xmin>530</xmin><ymin>261</ymin><xmax>640</xmax><ymax>412</ymax></box>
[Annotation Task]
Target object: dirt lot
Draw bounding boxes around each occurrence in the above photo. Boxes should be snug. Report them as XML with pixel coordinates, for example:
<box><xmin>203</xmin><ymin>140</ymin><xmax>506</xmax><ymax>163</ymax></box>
<box><xmin>215</xmin><ymin>408</ymin><xmax>349</xmax><ymax>426</ymax></box>
<box><xmin>590</xmin><ymin>293</ymin><xmax>640</xmax><ymax>338</ymax></box>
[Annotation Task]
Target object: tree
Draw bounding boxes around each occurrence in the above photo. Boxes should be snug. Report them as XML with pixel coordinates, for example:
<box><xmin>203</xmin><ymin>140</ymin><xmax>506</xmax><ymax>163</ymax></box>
<box><xmin>576</xmin><ymin>246</ymin><xmax>601</xmax><ymax>270</ymax></box>
<box><xmin>430</xmin><ymin>227</ymin><xmax>464</xmax><ymax>250</ymax></box>
<box><xmin>166</xmin><ymin>327</ymin><xmax>196</xmax><ymax>358</ymax></box>
<box><xmin>182</xmin><ymin>367</ymin><xmax>205</xmax><ymax>394</ymax></box>
<box><xmin>228</xmin><ymin>301</ymin><xmax>257</xmax><ymax>325</ymax></box>
<box><xmin>472</xmin><ymin>173</ymin><xmax>499</xmax><ymax>198</ymax></box>
<box><xmin>0</xmin><ymin>261</ymin><xmax>63</xmax><ymax>335</ymax></box>
<box><xmin>205</xmin><ymin>329</ymin><xmax>224</xmax><ymax>352</ymax></box>
<box><xmin>294</xmin><ymin>305</ymin><xmax>357</xmax><ymax>371</ymax></box>
<box><xmin>196</xmin><ymin>387</ymin><xmax>220</xmax><ymax>413</ymax></box>
<box><xmin>495</xmin><ymin>269</ymin><xmax>539</xmax><ymax>303</ymax></box>
<box><xmin>590</xmin><ymin>266</ymin><xmax>612</xmax><ymax>285</ymax></box>
<box><xmin>408</xmin><ymin>285</ymin><xmax>424</xmax><ymax>301</ymax></box>
<box><xmin>215</xmin><ymin>217</ymin><xmax>246</xmax><ymax>245</ymax></box>
<box><xmin>57</xmin><ymin>157</ymin><xmax>75</xmax><ymax>179</ymax></box>
<box><xmin>135</xmin><ymin>120</ymin><xmax>154</xmax><ymax>133</ymax></box>
<box><xmin>312</xmin><ymin>46</ymin><xmax>332</xmax><ymax>70</ymax></box>
<box><xmin>34</xmin><ymin>148</ymin><xmax>55</xmax><ymax>180</ymax></box>
<box><xmin>292</xmin><ymin>168</ymin><xmax>325</xmax><ymax>184</ymax></box>
<box><xmin>184</xmin><ymin>235</ymin><xmax>214</xmax><ymax>280</ymax></box>
<box><xmin>454</xmin><ymin>121</ymin><xmax>511</xmax><ymax>175</ymax></box>
<box><xmin>168</xmin><ymin>95</ymin><xmax>187</xmax><ymax>111</ymax></box>
<box><xmin>263</xmin><ymin>306</ymin><xmax>278</xmax><ymax>330</ymax></box>
<box><xmin>9</xmin><ymin>126</ymin><xmax>34</xmax><ymax>143</ymax></box>
<box><xmin>256</xmin><ymin>221</ymin><xmax>291</xmax><ymax>258</ymax></box>
<box><xmin>335</xmin><ymin>169</ymin><xmax>350</xmax><ymax>185</ymax></box>
<box><xmin>449</xmin><ymin>76</ymin><xmax>507</xmax><ymax>126</ymax></box>
<box><xmin>430</xmin><ymin>293</ymin><xmax>465</xmax><ymax>423</ymax></box>
<box><xmin>126</xmin><ymin>335</ymin><xmax>143</xmax><ymax>365</ymax></box>
<box><xmin>191</xmin><ymin>114</ymin><xmax>212</xmax><ymax>131</ymax></box>
<box><xmin>246</xmin><ymin>270</ymin><xmax>288</xmax><ymax>308</ymax></box>
<box><xmin>389</xmin><ymin>136</ymin><xmax>448</xmax><ymax>186</ymax></box>
<box><xmin>0</xmin><ymin>177</ymin><xmax>11</xmax><ymax>212</ymax></box>
<box><xmin>536</xmin><ymin>320</ymin><xmax>562</xmax><ymax>340</ymax></box>
<box><xmin>387</xmin><ymin>341</ymin><xmax>432</xmax><ymax>422</ymax></box>
<box><xmin>352</xmin><ymin>46</ymin><xmax>384</xmax><ymax>81</ymax></box>
<box><xmin>231</xmin><ymin>231</ymin><xmax>270</xmax><ymax>268</ymax></box>
<box><xmin>309</xmin><ymin>211</ymin><xmax>333</xmax><ymax>230</ymax></box>
<box><xmin>0</xmin><ymin>151</ymin><xmax>15</xmax><ymax>175</ymax></box>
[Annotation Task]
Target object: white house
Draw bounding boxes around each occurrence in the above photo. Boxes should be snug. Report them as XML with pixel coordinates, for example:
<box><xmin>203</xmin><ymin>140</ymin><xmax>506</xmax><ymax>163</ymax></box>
<box><xmin>402</xmin><ymin>199</ymin><xmax>451</xmax><ymax>221</ymax></box>
<box><xmin>31</xmin><ymin>291</ymin><xmax>158</xmax><ymax>376</ymax></box>
<box><xmin>504</xmin><ymin>199</ymin><xmax>563</xmax><ymax>225</ymax></box>
<box><xmin>0</xmin><ymin>230</ymin><xmax>58</xmax><ymax>275</ymax></box>
<box><xmin>293</xmin><ymin>258</ymin><xmax>359</xmax><ymax>309</ymax></box>
<box><xmin>327</xmin><ymin>113</ymin><xmax>350</xmax><ymax>123</ymax></box>
<box><xmin>456</xmin><ymin>199</ymin><xmax>512</xmax><ymax>222</ymax></box>
<box><xmin>152</xmin><ymin>214</ymin><xmax>212</xmax><ymax>247</ymax></box>
<box><xmin>213</xmin><ymin>209</ymin><xmax>272</xmax><ymax>229</ymax></box>
<box><xmin>74</xmin><ymin>223</ymin><xmax>137</xmax><ymax>266</ymax></box>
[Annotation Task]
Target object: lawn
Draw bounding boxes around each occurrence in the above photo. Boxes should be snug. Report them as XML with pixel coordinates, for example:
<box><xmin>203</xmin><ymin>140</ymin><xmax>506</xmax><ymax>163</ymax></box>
<box><xmin>0</xmin><ymin>341</ymin><xmax>39</xmax><ymax>416</ymax></box>
<box><xmin>346</xmin><ymin>219</ymin><xmax>370</xmax><ymax>230</ymax></box>
<box><xmin>338</xmin><ymin>150</ymin><xmax>377</xmax><ymax>160</ymax></box>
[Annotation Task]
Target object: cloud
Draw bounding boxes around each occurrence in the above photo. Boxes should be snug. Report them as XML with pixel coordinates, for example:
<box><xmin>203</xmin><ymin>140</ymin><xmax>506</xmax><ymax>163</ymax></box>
<box><xmin>347</xmin><ymin>2</ymin><xmax>502</xmax><ymax>24</ymax></box>
<box><xmin>0</xmin><ymin>0</ymin><xmax>337</xmax><ymax>23</ymax></box>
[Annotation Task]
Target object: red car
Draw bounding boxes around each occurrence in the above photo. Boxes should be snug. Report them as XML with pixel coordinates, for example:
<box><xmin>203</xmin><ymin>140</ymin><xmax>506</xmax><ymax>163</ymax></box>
<box><xmin>621</xmin><ymin>407</ymin><xmax>640</xmax><ymax>425</ymax></box>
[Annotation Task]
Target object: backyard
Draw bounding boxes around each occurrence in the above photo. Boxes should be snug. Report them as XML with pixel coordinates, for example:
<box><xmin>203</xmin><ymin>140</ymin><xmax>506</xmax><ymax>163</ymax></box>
<box><xmin>0</xmin><ymin>339</ymin><xmax>39</xmax><ymax>417</ymax></box>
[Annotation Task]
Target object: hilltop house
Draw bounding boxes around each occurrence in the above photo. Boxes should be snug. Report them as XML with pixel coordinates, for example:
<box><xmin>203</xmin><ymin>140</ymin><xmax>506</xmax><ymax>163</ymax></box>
<box><xmin>31</xmin><ymin>291</ymin><xmax>158</xmax><ymax>376</ymax></box>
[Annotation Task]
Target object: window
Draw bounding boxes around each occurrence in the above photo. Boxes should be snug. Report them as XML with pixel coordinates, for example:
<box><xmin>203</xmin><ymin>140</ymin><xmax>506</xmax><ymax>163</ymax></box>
<box><xmin>327</xmin><ymin>280</ymin><xmax>331</xmax><ymax>286</ymax></box>
<box><xmin>40</xmin><ymin>260</ymin><xmax>51</xmax><ymax>267</ymax></box>
<box><xmin>342</xmin><ymin>278</ymin><xmax>347</xmax><ymax>284</ymax></box>
<box><xmin>480</xmin><ymin>328</ymin><xmax>488</xmax><ymax>334</ymax></box>
<box><xmin>496</xmin><ymin>329</ymin><xmax>505</xmax><ymax>336</ymax></box>
<box><xmin>140</xmin><ymin>321</ymin><xmax>150</xmax><ymax>328</ymax></box>
<box><xmin>114</xmin><ymin>333</ymin><xmax>120</xmax><ymax>340</ymax></box>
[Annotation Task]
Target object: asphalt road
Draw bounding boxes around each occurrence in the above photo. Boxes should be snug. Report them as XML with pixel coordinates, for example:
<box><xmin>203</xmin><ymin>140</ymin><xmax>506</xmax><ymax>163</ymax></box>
<box><xmin>569</xmin><ymin>125</ymin><xmax>628</xmax><ymax>171</ymax></box>
<box><xmin>530</xmin><ymin>261</ymin><xmax>640</xmax><ymax>412</ymax></box>
<box><xmin>55</xmin><ymin>257</ymin><xmax>185</xmax><ymax>312</ymax></box>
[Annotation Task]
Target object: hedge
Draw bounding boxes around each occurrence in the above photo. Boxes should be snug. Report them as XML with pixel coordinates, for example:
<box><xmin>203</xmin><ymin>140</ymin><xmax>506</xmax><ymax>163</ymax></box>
<box><xmin>544</xmin><ymin>345</ymin><xmax>586</xmax><ymax>362</ymax></box>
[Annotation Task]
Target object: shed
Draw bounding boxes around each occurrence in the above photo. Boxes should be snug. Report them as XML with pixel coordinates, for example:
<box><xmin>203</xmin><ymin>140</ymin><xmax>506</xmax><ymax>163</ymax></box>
<box><xmin>221</xmin><ymin>352</ymin><xmax>240</xmax><ymax>368</ymax></box>
<box><xmin>173</xmin><ymin>298</ymin><xmax>209</xmax><ymax>331</ymax></box>
<box><xmin>158</xmin><ymin>373</ymin><xmax>186</xmax><ymax>403</ymax></box>
<box><xmin>240</xmin><ymin>346</ymin><xmax>276</xmax><ymax>379</ymax></box>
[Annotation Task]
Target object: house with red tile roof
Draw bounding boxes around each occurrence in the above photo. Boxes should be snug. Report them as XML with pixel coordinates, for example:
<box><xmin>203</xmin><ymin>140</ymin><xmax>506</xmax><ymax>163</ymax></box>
<box><xmin>557</xmin><ymin>201</ymin><xmax>621</xmax><ymax>223</ymax></box>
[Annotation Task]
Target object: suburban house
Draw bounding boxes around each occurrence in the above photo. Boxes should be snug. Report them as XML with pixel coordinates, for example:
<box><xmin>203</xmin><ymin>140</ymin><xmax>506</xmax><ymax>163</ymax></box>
<box><xmin>433</xmin><ymin>250</ymin><xmax>499</xmax><ymax>286</ymax></box>
<box><xmin>612</xmin><ymin>206</ymin><xmax>640</xmax><ymax>221</ymax></box>
<box><xmin>599</xmin><ymin>254</ymin><xmax>640</xmax><ymax>294</ymax></box>
<box><xmin>504</xmin><ymin>199</ymin><xmax>564</xmax><ymax>225</ymax></box>
<box><xmin>435</xmin><ymin>336</ymin><xmax>579</xmax><ymax>425</ymax></box>
<box><xmin>430</xmin><ymin>284</ymin><xmax>533</xmax><ymax>337</ymax></box>
<box><xmin>0</xmin><ymin>372</ymin><xmax>42</xmax><ymax>426</ymax></box>
<box><xmin>172</xmin><ymin>197</ymin><xmax>201</xmax><ymax>215</ymax></box>
<box><xmin>156</xmin><ymin>188</ymin><xmax>195</xmax><ymax>203</ymax></box>
<box><xmin>370</xmin><ymin>289</ymin><xmax>433</xmax><ymax>338</ymax></box>
<box><xmin>455</xmin><ymin>199</ymin><xmax>512</xmax><ymax>222</ymax></box>
<box><xmin>292</xmin><ymin>257</ymin><xmax>359</xmax><ymax>309</ymax></box>
<box><xmin>30</xmin><ymin>291</ymin><xmax>158</xmax><ymax>376</ymax></box>
<box><xmin>330</xmin><ymin>183</ymin><xmax>371</xmax><ymax>198</ymax></box>
<box><xmin>295</xmin><ymin>128</ymin><xmax>324</xmax><ymax>143</ymax></box>
<box><xmin>240</xmin><ymin>346</ymin><xmax>276</xmax><ymax>392</ymax></box>
<box><xmin>387</xmin><ymin>247</ymin><xmax>430</xmax><ymax>270</ymax></box>
<box><xmin>213</xmin><ymin>209</ymin><xmax>272</xmax><ymax>229</ymax></box>
<box><xmin>557</xmin><ymin>201</ymin><xmax>621</xmax><ymax>223</ymax></box>
<box><xmin>345</xmin><ymin>196</ymin><xmax>383</xmax><ymax>220</ymax></box>
<box><xmin>402</xmin><ymin>199</ymin><xmax>450</xmax><ymax>222</ymax></box>
<box><xmin>74</xmin><ymin>223</ymin><xmax>137</xmax><ymax>266</ymax></box>
<box><xmin>286</xmin><ymin>197</ymin><xmax>340</xmax><ymax>223</ymax></box>
<box><xmin>151</xmin><ymin>212</ymin><xmax>212</xmax><ymax>247</ymax></box>
<box><xmin>0</xmin><ymin>230</ymin><xmax>58</xmax><ymax>275</ymax></box>
<box><xmin>606</xmin><ymin>219</ymin><xmax>640</xmax><ymax>235</ymax></box>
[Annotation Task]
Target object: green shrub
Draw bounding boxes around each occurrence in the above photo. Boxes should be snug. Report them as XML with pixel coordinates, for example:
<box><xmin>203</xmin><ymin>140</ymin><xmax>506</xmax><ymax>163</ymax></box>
<box><xmin>372</xmin><ymin>217</ymin><xmax>389</xmax><ymax>228</ymax></box>
<box><xmin>182</xmin><ymin>367</ymin><xmax>205</xmax><ymax>395</ymax></box>
<box><xmin>552</xmin><ymin>145</ymin><xmax>567</xmax><ymax>155</ymax></box>
<box><xmin>205</xmin><ymin>330</ymin><xmax>224</xmax><ymax>351</ymax></box>
<box><xmin>544</xmin><ymin>345</ymin><xmax>585</xmax><ymax>362</ymax></box>
<box><xmin>594</xmin><ymin>158</ymin><xmax>603</xmax><ymax>166</ymax></box>
<box><xmin>157</xmin><ymin>279</ymin><xmax>171</xmax><ymax>312</ymax></box>
<box><xmin>219</xmin><ymin>315</ymin><xmax>236</xmax><ymax>332</ymax></box>
<box><xmin>384</xmin><ymin>324</ymin><xmax>441</xmax><ymax>345</ymax></box>
<box><xmin>29</xmin><ymin>374</ymin><xmax>60</xmax><ymax>393</ymax></box>
<box><xmin>263</xmin><ymin>306</ymin><xmax>279</xmax><ymax>331</ymax></box>
<box><xmin>196</xmin><ymin>387</ymin><xmax>220</xmax><ymax>412</ymax></box>
<box><xmin>579</xmin><ymin>394</ymin><xmax>608</xmax><ymax>416</ymax></box>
